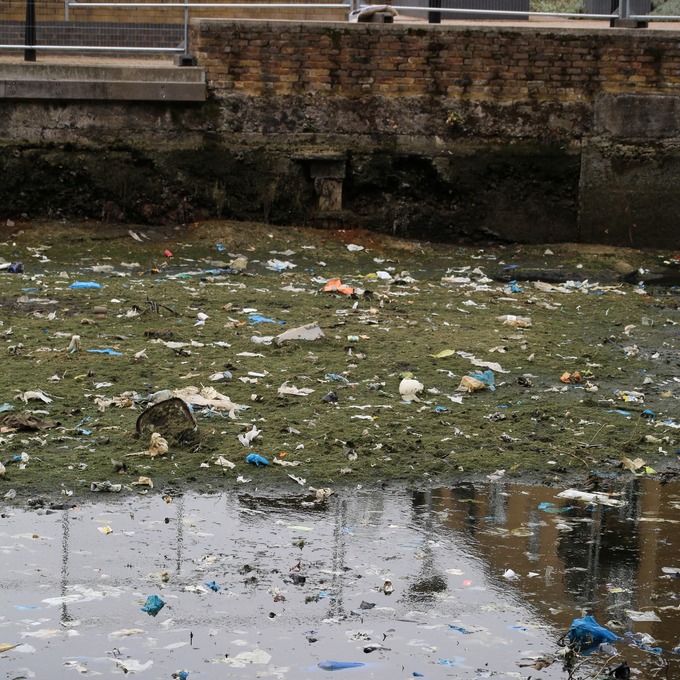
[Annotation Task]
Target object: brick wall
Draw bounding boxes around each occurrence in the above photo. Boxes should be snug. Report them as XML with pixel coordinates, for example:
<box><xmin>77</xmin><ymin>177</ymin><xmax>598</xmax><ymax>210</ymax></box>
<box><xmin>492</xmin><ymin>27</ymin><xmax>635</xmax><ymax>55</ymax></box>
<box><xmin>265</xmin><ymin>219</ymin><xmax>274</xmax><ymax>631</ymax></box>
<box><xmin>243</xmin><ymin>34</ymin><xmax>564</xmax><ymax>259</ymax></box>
<box><xmin>193</xmin><ymin>21</ymin><xmax>680</xmax><ymax>102</ymax></box>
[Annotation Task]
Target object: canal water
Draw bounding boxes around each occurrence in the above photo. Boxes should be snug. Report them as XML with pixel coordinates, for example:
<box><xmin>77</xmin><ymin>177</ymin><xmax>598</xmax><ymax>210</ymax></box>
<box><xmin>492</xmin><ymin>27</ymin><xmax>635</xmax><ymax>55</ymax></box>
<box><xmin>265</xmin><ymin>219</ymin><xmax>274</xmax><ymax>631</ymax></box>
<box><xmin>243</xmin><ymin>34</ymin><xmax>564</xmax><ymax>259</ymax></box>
<box><xmin>1</xmin><ymin>480</ymin><xmax>678</xmax><ymax>678</ymax></box>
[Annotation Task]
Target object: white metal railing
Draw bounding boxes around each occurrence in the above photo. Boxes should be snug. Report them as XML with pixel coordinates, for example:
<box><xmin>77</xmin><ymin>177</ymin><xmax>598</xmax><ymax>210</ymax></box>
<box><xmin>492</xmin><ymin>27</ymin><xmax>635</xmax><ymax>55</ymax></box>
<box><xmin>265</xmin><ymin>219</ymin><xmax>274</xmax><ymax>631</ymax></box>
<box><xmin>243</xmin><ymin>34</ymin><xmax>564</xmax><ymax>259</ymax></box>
<box><xmin>1</xmin><ymin>0</ymin><xmax>355</xmax><ymax>57</ymax></box>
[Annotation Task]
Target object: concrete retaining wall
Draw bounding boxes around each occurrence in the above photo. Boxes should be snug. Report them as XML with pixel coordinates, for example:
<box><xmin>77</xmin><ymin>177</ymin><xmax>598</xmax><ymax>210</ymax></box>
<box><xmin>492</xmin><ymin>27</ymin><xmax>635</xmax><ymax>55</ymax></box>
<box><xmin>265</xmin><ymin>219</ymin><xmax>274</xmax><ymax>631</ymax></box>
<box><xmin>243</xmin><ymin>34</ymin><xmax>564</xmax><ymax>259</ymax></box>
<box><xmin>2</xmin><ymin>20</ymin><xmax>680</xmax><ymax>247</ymax></box>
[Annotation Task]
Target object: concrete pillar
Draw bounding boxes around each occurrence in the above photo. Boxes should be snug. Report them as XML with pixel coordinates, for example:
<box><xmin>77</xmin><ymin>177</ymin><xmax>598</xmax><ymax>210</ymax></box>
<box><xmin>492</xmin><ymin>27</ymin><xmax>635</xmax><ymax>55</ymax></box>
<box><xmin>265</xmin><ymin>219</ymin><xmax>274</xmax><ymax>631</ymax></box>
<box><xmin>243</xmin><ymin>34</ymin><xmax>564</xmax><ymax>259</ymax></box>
<box><xmin>309</xmin><ymin>159</ymin><xmax>346</xmax><ymax>213</ymax></box>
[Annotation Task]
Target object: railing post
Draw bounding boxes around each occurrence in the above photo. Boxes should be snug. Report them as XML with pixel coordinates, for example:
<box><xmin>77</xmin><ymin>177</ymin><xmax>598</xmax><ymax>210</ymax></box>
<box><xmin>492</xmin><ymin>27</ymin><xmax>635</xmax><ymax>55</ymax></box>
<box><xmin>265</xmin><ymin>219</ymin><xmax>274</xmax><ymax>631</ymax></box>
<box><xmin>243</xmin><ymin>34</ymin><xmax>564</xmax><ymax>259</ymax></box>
<box><xmin>24</xmin><ymin>0</ymin><xmax>36</xmax><ymax>62</ymax></box>
<box><xmin>183</xmin><ymin>0</ymin><xmax>189</xmax><ymax>52</ymax></box>
<box><xmin>428</xmin><ymin>0</ymin><xmax>441</xmax><ymax>24</ymax></box>
<box><xmin>611</xmin><ymin>0</ymin><xmax>647</xmax><ymax>28</ymax></box>
<box><xmin>175</xmin><ymin>0</ymin><xmax>197</xmax><ymax>66</ymax></box>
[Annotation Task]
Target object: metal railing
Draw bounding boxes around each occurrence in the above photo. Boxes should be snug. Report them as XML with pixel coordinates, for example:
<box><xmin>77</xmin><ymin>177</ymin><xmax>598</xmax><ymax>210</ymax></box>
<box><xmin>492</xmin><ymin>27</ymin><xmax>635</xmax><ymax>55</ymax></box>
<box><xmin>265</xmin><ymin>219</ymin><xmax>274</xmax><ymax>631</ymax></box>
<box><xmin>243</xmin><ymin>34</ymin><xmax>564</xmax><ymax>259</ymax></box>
<box><xmin>0</xmin><ymin>0</ymin><xmax>354</xmax><ymax>58</ymax></box>
<box><xmin>1</xmin><ymin>0</ymin><xmax>679</xmax><ymax>60</ymax></box>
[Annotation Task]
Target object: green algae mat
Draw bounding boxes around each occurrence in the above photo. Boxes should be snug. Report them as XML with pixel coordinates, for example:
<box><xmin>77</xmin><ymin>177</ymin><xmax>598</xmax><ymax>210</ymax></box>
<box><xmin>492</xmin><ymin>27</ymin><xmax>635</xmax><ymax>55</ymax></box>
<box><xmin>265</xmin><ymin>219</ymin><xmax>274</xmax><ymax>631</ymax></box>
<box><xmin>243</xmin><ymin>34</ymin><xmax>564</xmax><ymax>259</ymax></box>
<box><xmin>0</xmin><ymin>220</ymin><xmax>678</xmax><ymax>499</ymax></box>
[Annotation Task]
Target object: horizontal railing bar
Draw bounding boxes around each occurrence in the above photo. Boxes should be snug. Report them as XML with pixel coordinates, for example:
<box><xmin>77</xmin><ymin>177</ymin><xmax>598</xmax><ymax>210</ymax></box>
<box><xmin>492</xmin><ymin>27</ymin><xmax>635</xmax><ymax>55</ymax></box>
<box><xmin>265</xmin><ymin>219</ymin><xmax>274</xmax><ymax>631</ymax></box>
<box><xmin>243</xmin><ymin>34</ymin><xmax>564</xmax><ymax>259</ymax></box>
<box><xmin>67</xmin><ymin>1</ymin><xmax>349</xmax><ymax>6</ymax></box>
<box><xmin>630</xmin><ymin>14</ymin><xmax>680</xmax><ymax>19</ymax></box>
<box><xmin>0</xmin><ymin>44</ymin><xmax>183</xmax><ymax>52</ymax></box>
<box><xmin>64</xmin><ymin>2</ymin><xmax>619</xmax><ymax>19</ymax></box>
<box><xmin>393</xmin><ymin>6</ymin><xmax>617</xmax><ymax>19</ymax></box>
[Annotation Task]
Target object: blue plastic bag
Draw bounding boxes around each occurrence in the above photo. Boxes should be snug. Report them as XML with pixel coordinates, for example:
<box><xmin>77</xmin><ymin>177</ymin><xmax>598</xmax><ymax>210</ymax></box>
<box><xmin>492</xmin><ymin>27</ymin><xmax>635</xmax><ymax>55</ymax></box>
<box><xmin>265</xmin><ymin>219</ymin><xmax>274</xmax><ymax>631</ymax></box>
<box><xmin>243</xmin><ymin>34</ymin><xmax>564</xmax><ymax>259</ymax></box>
<box><xmin>318</xmin><ymin>661</ymin><xmax>366</xmax><ymax>671</ymax></box>
<box><xmin>205</xmin><ymin>581</ymin><xmax>221</xmax><ymax>592</ymax></box>
<box><xmin>469</xmin><ymin>370</ymin><xmax>495</xmax><ymax>391</ymax></box>
<box><xmin>568</xmin><ymin>615</ymin><xmax>620</xmax><ymax>654</ymax></box>
<box><xmin>141</xmin><ymin>594</ymin><xmax>165</xmax><ymax>617</ymax></box>
<box><xmin>87</xmin><ymin>349</ymin><xmax>123</xmax><ymax>356</ymax></box>
<box><xmin>245</xmin><ymin>453</ymin><xmax>269</xmax><ymax>467</ymax></box>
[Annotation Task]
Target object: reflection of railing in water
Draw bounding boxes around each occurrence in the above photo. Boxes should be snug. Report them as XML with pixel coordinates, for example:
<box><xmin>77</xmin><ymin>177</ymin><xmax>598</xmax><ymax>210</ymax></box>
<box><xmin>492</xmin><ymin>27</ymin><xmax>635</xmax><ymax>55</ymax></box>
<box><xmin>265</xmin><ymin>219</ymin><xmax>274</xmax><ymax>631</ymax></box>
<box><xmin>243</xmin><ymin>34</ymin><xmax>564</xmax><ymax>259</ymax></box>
<box><xmin>60</xmin><ymin>507</ymin><xmax>71</xmax><ymax>626</ymax></box>
<box><xmin>413</xmin><ymin>479</ymin><xmax>676</xmax><ymax>647</ymax></box>
<box><xmin>175</xmin><ymin>492</ymin><xmax>185</xmax><ymax>574</ymax></box>
<box><xmin>328</xmin><ymin>497</ymin><xmax>348</xmax><ymax>618</ymax></box>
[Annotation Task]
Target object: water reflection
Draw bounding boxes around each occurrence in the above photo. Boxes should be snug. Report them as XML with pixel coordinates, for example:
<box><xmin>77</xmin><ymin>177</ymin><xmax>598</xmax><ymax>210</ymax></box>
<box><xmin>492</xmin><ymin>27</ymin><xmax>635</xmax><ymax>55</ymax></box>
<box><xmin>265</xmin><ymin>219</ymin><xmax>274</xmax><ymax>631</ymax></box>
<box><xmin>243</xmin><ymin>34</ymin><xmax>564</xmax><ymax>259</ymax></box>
<box><xmin>415</xmin><ymin>479</ymin><xmax>680</xmax><ymax>667</ymax></box>
<box><xmin>2</xmin><ymin>481</ymin><xmax>678</xmax><ymax>678</ymax></box>
<box><xmin>60</xmin><ymin>507</ymin><xmax>71</xmax><ymax>625</ymax></box>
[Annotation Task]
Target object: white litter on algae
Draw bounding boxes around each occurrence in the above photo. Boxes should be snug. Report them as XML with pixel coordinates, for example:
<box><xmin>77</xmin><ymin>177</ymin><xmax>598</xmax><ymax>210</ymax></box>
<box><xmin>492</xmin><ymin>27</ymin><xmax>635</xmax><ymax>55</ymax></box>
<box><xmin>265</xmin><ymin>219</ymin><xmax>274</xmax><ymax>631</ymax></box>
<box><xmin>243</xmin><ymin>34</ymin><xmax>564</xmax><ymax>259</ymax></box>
<box><xmin>0</xmin><ymin>220</ymin><xmax>677</xmax><ymax>496</ymax></box>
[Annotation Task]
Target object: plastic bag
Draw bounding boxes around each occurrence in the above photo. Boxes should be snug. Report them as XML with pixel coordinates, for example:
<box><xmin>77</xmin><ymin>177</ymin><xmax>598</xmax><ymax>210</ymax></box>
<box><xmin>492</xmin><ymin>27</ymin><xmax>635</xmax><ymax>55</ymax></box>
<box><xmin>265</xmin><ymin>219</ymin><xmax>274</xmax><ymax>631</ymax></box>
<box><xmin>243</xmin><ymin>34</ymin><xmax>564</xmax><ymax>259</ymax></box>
<box><xmin>568</xmin><ymin>615</ymin><xmax>620</xmax><ymax>654</ymax></box>
<box><xmin>141</xmin><ymin>594</ymin><xmax>165</xmax><ymax>617</ymax></box>
<box><xmin>458</xmin><ymin>370</ymin><xmax>495</xmax><ymax>393</ymax></box>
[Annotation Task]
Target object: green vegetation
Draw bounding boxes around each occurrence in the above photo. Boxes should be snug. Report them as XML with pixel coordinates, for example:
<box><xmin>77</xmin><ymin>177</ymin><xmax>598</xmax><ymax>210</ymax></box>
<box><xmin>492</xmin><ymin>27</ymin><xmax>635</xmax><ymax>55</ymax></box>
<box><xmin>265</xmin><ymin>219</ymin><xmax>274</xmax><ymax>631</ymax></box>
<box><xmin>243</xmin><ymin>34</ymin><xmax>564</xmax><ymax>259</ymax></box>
<box><xmin>530</xmin><ymin>0</ymin><xmax>583</xmax><ymax>14</ymax></box>
<box><xmin>0</xmin><ymin>221</ymin><xmax>677</xmax><ymax>500</ymax></box>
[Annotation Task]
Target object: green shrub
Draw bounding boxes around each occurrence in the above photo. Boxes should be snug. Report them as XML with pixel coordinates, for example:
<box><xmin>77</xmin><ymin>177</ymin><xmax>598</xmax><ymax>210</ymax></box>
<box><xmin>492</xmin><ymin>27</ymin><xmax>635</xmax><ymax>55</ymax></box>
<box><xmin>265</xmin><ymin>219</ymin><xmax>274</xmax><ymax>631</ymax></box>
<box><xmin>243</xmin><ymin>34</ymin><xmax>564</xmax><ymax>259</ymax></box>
<box><xmin>530</xmin><ymin>0</ymin><xmax>583</xmax><ymax>12</ymax></box>
<box><xmin>650</xmin><ymin>0</ymin><xmax>680</xmax><ymax>14</ymax></box>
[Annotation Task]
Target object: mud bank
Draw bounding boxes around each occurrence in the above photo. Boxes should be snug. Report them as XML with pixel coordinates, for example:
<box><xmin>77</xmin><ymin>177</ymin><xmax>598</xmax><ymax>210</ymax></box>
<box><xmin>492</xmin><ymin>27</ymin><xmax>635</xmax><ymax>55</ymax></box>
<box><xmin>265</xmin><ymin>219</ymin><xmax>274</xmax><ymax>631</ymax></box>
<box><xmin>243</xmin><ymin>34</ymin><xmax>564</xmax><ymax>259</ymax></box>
<box><xmin>0</xmin><ymin>220</ymin><xmax>678</xmax><ymax>499</ymax></box>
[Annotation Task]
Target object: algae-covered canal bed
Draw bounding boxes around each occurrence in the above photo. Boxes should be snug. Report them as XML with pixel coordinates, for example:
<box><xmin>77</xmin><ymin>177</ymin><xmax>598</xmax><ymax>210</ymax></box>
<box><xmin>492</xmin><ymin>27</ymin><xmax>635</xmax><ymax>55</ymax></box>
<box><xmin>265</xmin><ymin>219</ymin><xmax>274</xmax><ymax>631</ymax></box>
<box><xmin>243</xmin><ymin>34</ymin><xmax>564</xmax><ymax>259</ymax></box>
<box><xmin>0</xmin><ymin>220</ymin><xmax>678</xmax><ymax>497</ymax></box>
<box><xmin>0</xmin><ymin>481</ymin><xmax>679</xmax><ymax>679</ymax></box>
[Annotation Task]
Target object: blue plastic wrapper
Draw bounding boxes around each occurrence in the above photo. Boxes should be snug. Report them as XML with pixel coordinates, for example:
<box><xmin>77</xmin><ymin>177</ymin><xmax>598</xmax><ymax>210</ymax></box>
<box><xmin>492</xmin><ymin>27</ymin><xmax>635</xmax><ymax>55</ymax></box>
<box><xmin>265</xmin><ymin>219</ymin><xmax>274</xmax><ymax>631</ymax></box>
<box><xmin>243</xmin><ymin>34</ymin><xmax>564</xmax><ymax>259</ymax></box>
<box><xmin>538</xmin><ymin>502</ymin><xmax>571</xmax><ymax>514</ymax></box>
<box><xmin>245</xmin><ymin>453</ymin><xmax>269</xmax><ymax>467</ymax></box>
<box><xmin>68</xmin><ymin>281</ymin><xmax>101</xmax><ymax>289</ymax></box>
<box><xmin>568</xmin><ymin>615</ymin><xmax>621</xmax><ymax>654</ymax></box>
<box><xmin>325</xmin><ymin>373</ymin><xmax>350</xmax><ymax>384</ymax></box>
<box><xmin>448</xmin><ymin>624</ymin><xmax>472</xmax><ymax>634</ymax></box>
<box><xmin>248</xmin><ymin>314</ymin><xmax>284</xmax><ymax>325</ymax></box>
<box><xmin>141</xmin><ymin>594</ymin><xmax>165</xmax><ymax>617</ymax></box>
<box><xmin>87</xmin><ymin>349</ymin><xmax>123</xmax><ymax>356</ymax></box>
<box><xmin>627</xmin><ymin>632</ymin><xmax>663</xmax><ymax>655</ymax></box>
<box><xmin>8</xmin><ymin>262</ymin><xmax>23</xmax><ymax>274</ymax></box>
<box><xmin>205</xmin><ymin>581</ymin><xmax>221</xmax><ymax>592</ymax></box>
<box><xmin>437</xmin><ymin>657</ymin><xmax>464</xmax><ymax>666</ymax></box>
<box><xmin>318</xmin><ymin>661</ymin><xmax>366</xmax><ymax>671</ymax></box>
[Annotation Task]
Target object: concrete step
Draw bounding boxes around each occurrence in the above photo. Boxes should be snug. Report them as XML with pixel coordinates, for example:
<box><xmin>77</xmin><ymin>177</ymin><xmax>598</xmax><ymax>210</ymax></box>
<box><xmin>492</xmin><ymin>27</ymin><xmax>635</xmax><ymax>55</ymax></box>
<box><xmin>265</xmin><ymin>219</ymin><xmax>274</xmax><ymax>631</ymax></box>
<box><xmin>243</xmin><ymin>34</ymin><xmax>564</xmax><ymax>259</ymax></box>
<box><xmin>0</xmin><ymin>63</ymin><xmax>206</xmax><ymax>101</ymax></box>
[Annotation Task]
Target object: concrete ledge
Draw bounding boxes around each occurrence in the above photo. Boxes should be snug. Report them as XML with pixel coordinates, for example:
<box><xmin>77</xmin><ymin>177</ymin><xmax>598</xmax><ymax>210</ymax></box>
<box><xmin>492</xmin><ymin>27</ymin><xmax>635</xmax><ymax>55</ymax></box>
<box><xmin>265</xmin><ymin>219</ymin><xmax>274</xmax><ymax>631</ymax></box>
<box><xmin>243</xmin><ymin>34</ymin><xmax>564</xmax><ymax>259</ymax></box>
<box><xmin>0</xmin><ymin>63</ymin><xmax>206</xmax><ymax>101</ymax></box>
<box><xmin>0</xmin><ymin>79</ymin><xmax>206</xmax><ymax>101</ymax></box>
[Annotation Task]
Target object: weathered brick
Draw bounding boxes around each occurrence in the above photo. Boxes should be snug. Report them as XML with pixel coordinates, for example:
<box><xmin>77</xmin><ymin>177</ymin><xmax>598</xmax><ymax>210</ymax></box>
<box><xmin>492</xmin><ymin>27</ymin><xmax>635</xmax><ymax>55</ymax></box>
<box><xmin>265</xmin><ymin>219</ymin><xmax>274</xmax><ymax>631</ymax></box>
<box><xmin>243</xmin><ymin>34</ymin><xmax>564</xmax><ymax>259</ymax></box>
<box><xmin>191</xmin><ymin>21</ymin><xmax>680</xmax><ymax>100</ymax></box>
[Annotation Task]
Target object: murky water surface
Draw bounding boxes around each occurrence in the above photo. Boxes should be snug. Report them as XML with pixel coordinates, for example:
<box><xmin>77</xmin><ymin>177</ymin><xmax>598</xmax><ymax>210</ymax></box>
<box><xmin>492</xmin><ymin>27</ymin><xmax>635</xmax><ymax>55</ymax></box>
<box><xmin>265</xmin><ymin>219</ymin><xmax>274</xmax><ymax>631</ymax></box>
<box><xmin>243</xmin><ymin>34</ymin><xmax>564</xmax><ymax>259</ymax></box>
<box><xmin>1</xmin><ymin>480</ymin><xmax>678</xmax><ymax>678</ymax></box>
